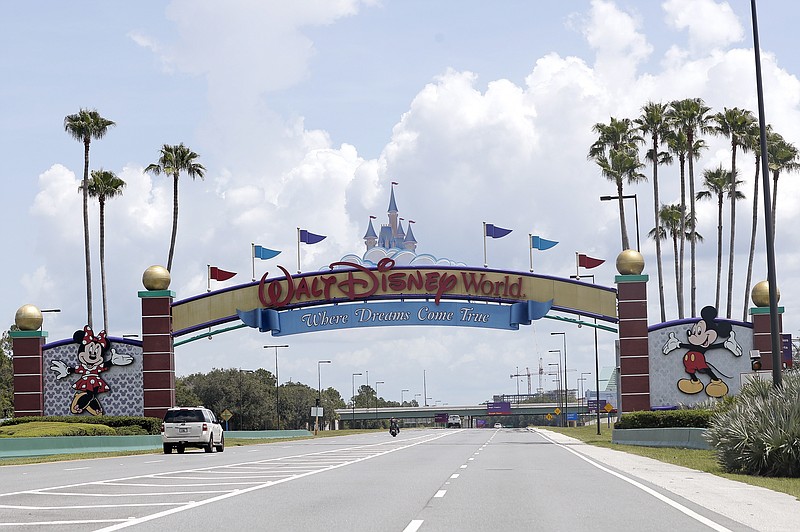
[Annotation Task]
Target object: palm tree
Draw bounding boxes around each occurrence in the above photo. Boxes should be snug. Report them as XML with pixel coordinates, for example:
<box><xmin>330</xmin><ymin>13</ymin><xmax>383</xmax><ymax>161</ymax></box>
<box><xmin>650</xmin><ymin>204</ymin><xmax>681</xmax><ymax>311</ymax></box>
<box><xmin>766</xmin><ymin>133</ymin><xmax>800</xmax><ymax>245</ymax></box>
<box><xmin>588</xmin><ymin>117</ymin><xmax>643</xmax><ymax>250</ymax></box>
<box><xmin>667</xmin><ymin>98</ymin><xmax>712</xmax><ymax>317</ymax></box>
<box><xmin>63</xmin><ymin>109</ymin><xmax>115</xmax><ymax>328</ymax></box>
<box><xmin>87</xmin><ymin>170</ymin><xmax>126</xmax><ymax>333</ymax></box>
<box><xmin>742</xmin><ymin>124</ymin><xmax>768</xmax><ymax>320</ymax></box>
<box><xmin>635</xmin><ymin>102</ymin><xmax>672</xmax><ymax>322</ymax></box>
<box><xmin>144</xmin><ymin>144</ymin><xmax>206</xmax><ymax>272</ymax></box>
<box><xmin>712</xmin><ymin>107</ymin><xmax>755</xmax><ymax>318</ymax></box>
<box><xmin>649</xmin><ymin>204</ymin><xmax>703</xmax><ymax>314</ymax></box>
<box><xmin>696</xmin><ymin>167</ymin><xmax>744</xmax><ymax>311</ymax></box>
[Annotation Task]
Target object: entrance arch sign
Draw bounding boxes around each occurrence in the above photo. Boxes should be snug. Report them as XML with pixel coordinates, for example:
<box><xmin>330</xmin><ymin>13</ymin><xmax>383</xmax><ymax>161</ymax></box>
<box><xmin>172</xmin><ymin>259</ymin><xmax>618</xmax><ymax>338</ymax></box>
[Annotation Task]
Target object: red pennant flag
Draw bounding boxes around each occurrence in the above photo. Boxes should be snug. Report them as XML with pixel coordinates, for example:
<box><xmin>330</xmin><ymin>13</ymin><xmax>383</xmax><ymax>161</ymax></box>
<box><xmin>578</xmin><ymin>254</ymin><xmax>605</xmax><ymax>269</ymax></box>
<box><xmin>210</xmin><ymin>266</ymin><xmax>237</xmax><ymax>281</ymax></box>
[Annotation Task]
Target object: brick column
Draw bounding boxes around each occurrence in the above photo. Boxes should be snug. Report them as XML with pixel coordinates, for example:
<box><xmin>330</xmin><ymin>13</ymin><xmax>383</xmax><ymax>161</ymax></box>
<box><xmin>749</xmin><ymin>306</ymin><xmax>783</xmax><ymax>371</ymax></box>
<box><xmin>139</xmin><ymin>289</ymin><xmax>175</xmax><ymax>419</ymax></box>
<box><xmin>616</xmin><ymin>274</ymin><xmax>650</xmax><ymax>413</ymax></box>
<box><xmin>9</xmin><ymin>330</ymin><xmax>47</xmax><ymax>417</ymax></box>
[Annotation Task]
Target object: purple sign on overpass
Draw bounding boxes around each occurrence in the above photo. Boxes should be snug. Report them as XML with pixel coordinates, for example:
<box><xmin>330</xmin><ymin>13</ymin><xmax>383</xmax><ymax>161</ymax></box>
<box><xmin>487</xmin><ymin>401</ymin><xmax>511</xmax><ymax>415</ymax></box>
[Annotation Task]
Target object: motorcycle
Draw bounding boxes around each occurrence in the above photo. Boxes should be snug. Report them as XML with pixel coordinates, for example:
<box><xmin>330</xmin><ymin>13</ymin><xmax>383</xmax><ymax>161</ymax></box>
<box><xmin>389</xmin><ymin>425</ymin><xmax>399</xmax><ymax>437</ymax></box>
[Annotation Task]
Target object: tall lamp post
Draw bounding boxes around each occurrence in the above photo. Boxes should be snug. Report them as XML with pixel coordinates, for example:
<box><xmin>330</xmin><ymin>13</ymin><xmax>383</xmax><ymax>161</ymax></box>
<box><xmin>401</xmin><ymin>389</ymin><xmax>410</xmax><ymax>405</ymax></box>
<box><xmin>316</xmin><ymin>360</ymin><xmax>331</xmax><ymax>435</ymax></box>
<box><xmin>579</xmin><ymin>372</ymin><xmax>591</xmax><ymax>416</ymax></box>
<box><xmin>600</xmin><ymin>194</ymin><xmax>640</xmax><ymax>252</ymax></box>
<box><xmin>375</xmin><ymin>381</ymin><xmax>384</xmax><ymax>419</ymax></box>
<box><xmin>414</xmin><ymin>393</ymin><xmax>422</xmax><ymax>406</ymax></box>
<box><xmin>571</xmin><ymin>274</ymin><xmax>603</xmax><ymax>434</ymax></box>
<box><xmin>551</xmin><ymin>331</ymin><xmax>568</xmax><ymax>426</ymax></box>
<box><xmin>352</xmin><ymin>372</ymin><xmax>363</xmax><ymax>428</ymax></box>
<box><xmin>264</xmin><ymin>344</ymin><xmax>289</xmax><ymax>429</ymax></box>
<box><xmin>548</xmin><ymin>358</ymin><xmax>562</xmax><ymax>426</ymax></box>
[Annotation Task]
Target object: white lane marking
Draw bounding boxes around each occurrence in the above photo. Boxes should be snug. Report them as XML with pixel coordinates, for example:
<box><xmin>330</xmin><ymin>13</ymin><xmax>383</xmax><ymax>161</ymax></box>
<box><xmin>468</xmin><ymin>457</ymin><xmax>474</xmax><ymax>461</ymax></box>
<box><xmin>142</xmin><ymin>460</ymin><xmax>163</xmax><ymax>464</ymax></box>
<box><xmin>450</xmin><ymin>474</ymin><xmax>459</xmax><ymax>479</ymax></box>
<box><xmin>403</xmin><ymin>520</ymin><xmax>424</xmax><ymax>532</ymax></box>
<box><xmin>93</xmin><ymin>431</ymin><xmax>459</xmax><ymax>531</ymax></box>
<box><xmin>540</xmin><ymin>433</ymin><xmax>733</xmax><ymax>532</ymax></box>
<box><xmin>0</xmin><ymin>519</ymin><xmax>128</xmax><ymax>526</ymax></box>
<box><xmin>63</xmin><ymin>467</ymin><xmax>89</xmax><ymax>471</ymax></box>
<box><xmin>460</xmin><ymin>465</ymin><xmax>467</xmax><ymax>469</ymax></box>
<box><xmin>434</xmin><ymin>490</ymin><xmax>446</xmax><ymax>498</ymax></box>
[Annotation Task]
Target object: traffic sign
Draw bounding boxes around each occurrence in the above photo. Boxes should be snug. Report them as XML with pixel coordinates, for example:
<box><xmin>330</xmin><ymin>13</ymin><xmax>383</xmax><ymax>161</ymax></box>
<box><xmin>221</xmin><ymin>409</ymin><xmax>233</xmax><ymax>421</ymax></box>
<box><xmin>604</xmin><ymin>403</ymin><xmax>613</xmax><ymax>413</ymax></box>
<box><xmin>554</xmin><ymin>407</ymin><xmax>561</xmax><ymax>415</ymax></box>
<box><xmin>546</xmin><ymin>414</ymin><xmax>553</xmax><ymax>421</ymax></box>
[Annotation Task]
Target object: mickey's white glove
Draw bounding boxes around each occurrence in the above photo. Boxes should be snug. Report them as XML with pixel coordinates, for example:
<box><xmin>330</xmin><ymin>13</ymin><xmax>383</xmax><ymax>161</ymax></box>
<box><xmin>110</xmin><ymin>349</ymin><xmax>133</xmax><ymax>366</ymax></box>
<box><xmin>663</xmin><ymin>332</ymin><xmax>680</xmax><ymax>354</ymax></box>
<box><xmin>50</xmin><ymin>360</ymin><xmax>69</xmax><ymax>379</ymax></box>
<box><xmin>725</xmin><ymin>330</ymin><xmax>742</xmax><ymax>357</ymax></box>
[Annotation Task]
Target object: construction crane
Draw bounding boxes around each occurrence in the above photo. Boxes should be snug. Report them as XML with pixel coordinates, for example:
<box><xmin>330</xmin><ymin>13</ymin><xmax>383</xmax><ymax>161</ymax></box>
<box><xmin>510</xmin><ymin>367</ymin><xmax>533</xmax><ymax>395</ymax></box>
<box><xmin>538</xmin><ymin>357</ymin><xmax>544</xmax><ymax>394</ymax></box>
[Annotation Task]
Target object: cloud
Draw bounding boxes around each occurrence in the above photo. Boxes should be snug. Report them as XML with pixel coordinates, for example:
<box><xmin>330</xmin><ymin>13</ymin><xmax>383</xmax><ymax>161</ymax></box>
<box><xmin>663</xmin><ymin>0</ymin><xmax>744</xmax><ymax>53</ymax></box>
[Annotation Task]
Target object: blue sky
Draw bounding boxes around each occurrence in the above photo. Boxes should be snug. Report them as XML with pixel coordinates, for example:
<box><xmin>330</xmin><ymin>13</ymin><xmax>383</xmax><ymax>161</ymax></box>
<box><xmin>2</xmin><ymin>1</ymin><xmax>800</xmax><ymax>406</ymax></box>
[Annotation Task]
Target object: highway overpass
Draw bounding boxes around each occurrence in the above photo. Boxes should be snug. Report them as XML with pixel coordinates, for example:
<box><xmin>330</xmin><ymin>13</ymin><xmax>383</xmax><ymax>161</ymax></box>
<box><xmin>335</xmin><ymin>402</ymin><xmax>590</xmax><ymax>421</ymax></box>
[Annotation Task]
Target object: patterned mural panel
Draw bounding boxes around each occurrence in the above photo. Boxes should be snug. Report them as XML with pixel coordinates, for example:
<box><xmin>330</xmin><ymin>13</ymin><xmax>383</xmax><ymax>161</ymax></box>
<box><xmin>43</xmin><ymin>341</ymin><xmax>143</xmax><ymax>417</ymax></box>
<box><xmin>649</xmin><ymin>308</ymin><xmax>753</xmax><ymax>408</ymax></box>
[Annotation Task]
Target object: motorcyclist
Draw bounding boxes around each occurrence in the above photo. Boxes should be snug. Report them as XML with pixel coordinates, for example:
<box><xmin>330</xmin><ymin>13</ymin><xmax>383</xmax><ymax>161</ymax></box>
<box><xmin>389</xmin><ymin>417</ymin><xmax>399</xmax><ymax>434</ymax></box>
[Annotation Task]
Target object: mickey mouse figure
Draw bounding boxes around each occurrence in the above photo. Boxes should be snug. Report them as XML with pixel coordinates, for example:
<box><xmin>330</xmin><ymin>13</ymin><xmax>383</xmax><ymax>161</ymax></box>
<box><xmin>662</xmin><ymin>306</ymin><xmax>742</xmax><ymax>398</ymax></box>
<box><xmin>50</xmin><ymin>326</ymin><xmax>133</xmax><ymax>415</ymax></box>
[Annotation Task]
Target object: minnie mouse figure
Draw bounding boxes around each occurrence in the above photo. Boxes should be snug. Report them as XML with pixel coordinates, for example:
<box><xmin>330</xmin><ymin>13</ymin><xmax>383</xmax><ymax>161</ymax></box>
<box><xmin>663</xmin><ymin>306</ymin><xmax>742</xmax><ymax>398</ymax></box>
<box><xmin>50</xmin><ymin>326</ymin><xmax>133</xmax><ymax>415</ymax></box>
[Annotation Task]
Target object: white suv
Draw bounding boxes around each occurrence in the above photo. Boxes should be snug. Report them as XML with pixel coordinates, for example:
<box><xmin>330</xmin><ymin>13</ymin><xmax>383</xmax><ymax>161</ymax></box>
<box><xmin>162</xmin><ymin>406</ymin><xmax>224</xmax><ymax>454</ymax></box>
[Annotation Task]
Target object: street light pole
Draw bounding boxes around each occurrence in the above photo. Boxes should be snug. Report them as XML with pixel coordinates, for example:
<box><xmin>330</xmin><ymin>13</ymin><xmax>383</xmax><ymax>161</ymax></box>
<box><xmin>600</xmin><ymin>194</ymin><xmax>640</xmax><ymax>251</ymax></box>
<box><xmin>264</xmin><ymin>345</ymin><xmax>289</xmax><ymax>429</ymax></box>
<box><xmin>375</xmin><ymin>381</ymin><xmax>384</xmax><ymax>419</ymax></box>
<box><xmin>548</xmin><ymin>358</ymin><xmax>561</xmax><ymax>425</ymax></box>
<box><xmin>571</xmin><ymin>273</ymin><xmax>603</xmax><ymax>435</ymax></box>
<box><xmin>316</xmin><ymin>360</ymin><xmax>331</xmax><ymax>435</ymax></box>
<box><xmin>580</xmin><ymin>372</ymin><xmax>591</xmax><ymax>414</ymax></box>
<box><xmin>352</xmin><ymin>372</ymin><xmax>362</xmax><ymax>428</ymax></box>
<box><xmin>414</xmin><ymin>393</ymin><xmax>421</xmax><ymax>406</ymax></box>
<box><xmin>551</xmin><ymin>332</ymin><xmax>568</xmax><ymax>426</ymax></box>
<box><xmin>401</xmin><ymin>389</ymin><xmax>409</xmax><ymax>405</ymax></box>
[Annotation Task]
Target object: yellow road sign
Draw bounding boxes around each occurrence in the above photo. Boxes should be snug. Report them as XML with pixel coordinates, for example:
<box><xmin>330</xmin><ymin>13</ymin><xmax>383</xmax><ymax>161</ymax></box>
<box><xmin>221</xmin><ymin>408</ymin><xmax>233</xmax><ymax>421</ymax></box>
<box><xmin>546</xmin><ymin>414</ymin><xmax>553</xmax><ymax>421</ymax></box>
<box><xmin>554</xmin><ymin>407</ymin><xmax>561</xmax><ymax>415</ymax></box>
<box><xmin>604</xmin><ymin>403</ymin><xmax>613</xmax><ymax>413</ymax></box>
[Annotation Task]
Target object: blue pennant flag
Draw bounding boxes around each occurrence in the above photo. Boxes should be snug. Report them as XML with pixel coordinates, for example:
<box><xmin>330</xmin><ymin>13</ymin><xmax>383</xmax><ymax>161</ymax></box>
<box><xmin>485</xmin><ymin>223</ymin><xmax>512</xmax><ymax>239</ymax></box>
<box><xmin>531</xmin><ymin>236</ymin><xmax>558</xmax><ymax>250</ymax></box>
<box><xmin>254</xmin><ymin>245</ymin><xmax>281</xmax><ymax>260</ymax></box>
<box><xmin>299</xmin><ymin>230</ymin><xmax>326</xmax><ymax>245</ymax></box>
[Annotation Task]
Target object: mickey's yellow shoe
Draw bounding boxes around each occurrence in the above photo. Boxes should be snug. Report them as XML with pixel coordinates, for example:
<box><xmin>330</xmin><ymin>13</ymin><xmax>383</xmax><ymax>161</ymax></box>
<box><xmin>705</xmin><ymin>379</ymin><xmax>729</xmax><ymax>398</ymax></box>
<box><xmin>678</xmin><ymin>378</ymin><xmax>704</xmax><ymax>394</ymax></box>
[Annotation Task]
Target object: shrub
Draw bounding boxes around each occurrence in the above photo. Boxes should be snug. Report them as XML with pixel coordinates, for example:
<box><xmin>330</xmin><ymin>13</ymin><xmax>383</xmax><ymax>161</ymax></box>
<box><xmin>0</xmin><ymin>416</ymin><xmax>162</xmax><ymax>435</ymax></box>
<box><xmin>114</xmin><ymin>425</ymin><xmax>149</xmax><ymax>436</ymax></box>
<box><xmin>705</xmin><ymin>370</ymin><xmax>800</xmax><ymax>477</ymax></box>
<box><xmin>615</xmin><ymin>409</ymin><xmax>713</xmax><ymax>429</ymax></box>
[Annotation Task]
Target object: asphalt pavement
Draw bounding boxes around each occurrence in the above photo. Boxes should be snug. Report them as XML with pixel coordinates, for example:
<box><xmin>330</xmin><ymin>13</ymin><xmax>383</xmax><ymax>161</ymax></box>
<box><xmin>536</xmin><ymin>428</ymin><xmax>800</xmax><ymax>532</ymax></box>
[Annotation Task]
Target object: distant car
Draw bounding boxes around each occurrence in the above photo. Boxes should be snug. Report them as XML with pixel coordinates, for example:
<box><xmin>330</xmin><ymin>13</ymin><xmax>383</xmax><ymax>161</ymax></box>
<box><xmin>162</xmin><ymin>406</ymin><xmax>224</xmax><ymax>454</ymax></box>
<box><xmin>494</xmin><ymin>422</ymin><xmax>502</xmax><ymax>429</ymax></box>
<box><xmin>447</xmin><ymin>414</ymin><xmax>462</xmax><ymax>428</ymax></box>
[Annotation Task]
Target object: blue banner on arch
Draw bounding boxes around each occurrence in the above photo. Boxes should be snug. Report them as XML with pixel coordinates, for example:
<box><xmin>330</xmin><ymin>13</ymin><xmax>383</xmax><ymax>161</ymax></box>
<box><xmin>238</xmin><ymin>299</ymin><xmax>552</xmax><ymax>337</ymax></box>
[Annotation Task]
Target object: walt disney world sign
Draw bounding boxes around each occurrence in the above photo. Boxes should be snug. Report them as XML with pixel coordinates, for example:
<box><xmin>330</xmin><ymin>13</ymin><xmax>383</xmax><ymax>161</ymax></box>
<box><xmin>168</xmin><ymin>258</ymin><xmax>619</xmax><ymax>338</ymax></box>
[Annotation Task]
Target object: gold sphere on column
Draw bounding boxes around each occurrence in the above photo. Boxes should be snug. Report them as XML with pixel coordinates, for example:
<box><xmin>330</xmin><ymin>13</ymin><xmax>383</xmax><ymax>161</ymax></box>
<box><xmin>142</xmin><ymin>265</ymin><xmax>171</xmax><ymax>291</ymax></box>
<box><xmin>15</xmin><ymin>304</ymin><xmax>43</xmax><ymax>331</ymax></box>
<box><xmin>751</xmin><ymin>280</ymin><xmax>778</xmax><ymax>307</ymax></box>
<box><xmin>616</xmin><ymin>249</ymin><xmax>645</xmax><ymax>275</ymax></box>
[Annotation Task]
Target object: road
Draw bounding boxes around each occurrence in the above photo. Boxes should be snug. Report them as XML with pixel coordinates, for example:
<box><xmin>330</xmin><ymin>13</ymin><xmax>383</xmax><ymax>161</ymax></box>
<box><xmin>0</xmin><ymin>428</ymin><xmax>790</xmax><ymax>531</ymax></box>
